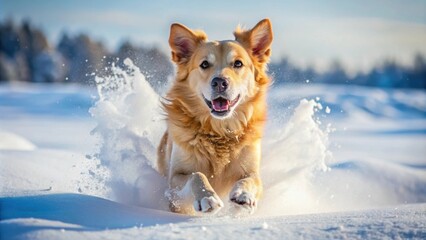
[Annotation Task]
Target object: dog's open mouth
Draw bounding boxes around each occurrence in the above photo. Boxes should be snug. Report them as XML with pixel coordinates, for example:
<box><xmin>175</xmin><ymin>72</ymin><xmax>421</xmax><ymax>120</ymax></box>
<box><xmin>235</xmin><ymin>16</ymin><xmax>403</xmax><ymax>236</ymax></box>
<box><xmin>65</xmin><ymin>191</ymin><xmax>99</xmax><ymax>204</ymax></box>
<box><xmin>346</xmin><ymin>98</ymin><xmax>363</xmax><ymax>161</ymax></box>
<box><xmin>204</xmin><ymin>95</ymin><xmax>240</xmax><ymax>117</ymax></box>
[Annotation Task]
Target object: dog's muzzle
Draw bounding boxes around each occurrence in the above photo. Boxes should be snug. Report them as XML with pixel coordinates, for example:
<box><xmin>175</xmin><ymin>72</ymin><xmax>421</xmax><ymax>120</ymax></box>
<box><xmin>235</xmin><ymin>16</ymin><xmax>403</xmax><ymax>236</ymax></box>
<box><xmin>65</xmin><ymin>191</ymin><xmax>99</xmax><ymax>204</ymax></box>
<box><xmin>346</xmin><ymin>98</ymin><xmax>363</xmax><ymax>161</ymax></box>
<box><xmin>204</xmin><ymin>94</ymin><xmax>240</xmax><ymax>117</ymax></box>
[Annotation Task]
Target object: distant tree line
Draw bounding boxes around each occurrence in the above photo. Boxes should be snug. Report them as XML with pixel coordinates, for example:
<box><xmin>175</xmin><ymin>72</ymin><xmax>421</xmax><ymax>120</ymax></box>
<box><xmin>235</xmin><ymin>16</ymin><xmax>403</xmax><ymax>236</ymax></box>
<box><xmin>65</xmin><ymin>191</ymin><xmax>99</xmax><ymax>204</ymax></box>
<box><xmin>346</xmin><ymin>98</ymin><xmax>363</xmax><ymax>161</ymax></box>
<box><xmin>270</xmin><ymin>56</ymin><xmax>426</xmax><ymax>89</ymax></box>
<box><xmin>0</xmin><ymin>20</ymin><xmax>173</xmax><ymax>91</ymax></box>
<box><xmin>1</xmin><ymin>20</ymin><xmax>425</xmax><ymax>89</ymax></box>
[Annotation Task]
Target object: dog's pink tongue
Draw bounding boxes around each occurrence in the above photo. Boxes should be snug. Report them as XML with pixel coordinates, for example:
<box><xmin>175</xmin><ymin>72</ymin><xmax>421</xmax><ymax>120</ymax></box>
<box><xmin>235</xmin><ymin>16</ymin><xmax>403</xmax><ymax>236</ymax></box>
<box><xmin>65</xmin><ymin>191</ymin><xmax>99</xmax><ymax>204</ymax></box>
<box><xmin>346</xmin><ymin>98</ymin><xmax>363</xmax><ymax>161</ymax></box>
<box><xmin>212</xmin><ymin>98</ymin><xmax>229</xmax><ymax>112</ymax></box>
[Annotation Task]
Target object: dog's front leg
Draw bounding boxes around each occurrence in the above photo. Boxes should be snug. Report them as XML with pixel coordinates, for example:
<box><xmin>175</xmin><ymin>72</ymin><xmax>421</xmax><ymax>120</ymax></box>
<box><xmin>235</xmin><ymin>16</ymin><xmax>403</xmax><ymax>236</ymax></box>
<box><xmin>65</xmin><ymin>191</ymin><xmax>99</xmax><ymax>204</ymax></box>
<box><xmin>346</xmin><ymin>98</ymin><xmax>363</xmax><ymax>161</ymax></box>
<box><xmin>229</xmin><ymin>141</ymin><xmax>262</xmax><ymax>214</ymax></box>
<box><xmin>167</xmin><ymin>172</ymin><xmax>224</xmax><ymax>215</ymax></box>
<box><xmin>229</xmin><ymin>174</ymin><xmax>262</xmax><ymax>214</ymax></box>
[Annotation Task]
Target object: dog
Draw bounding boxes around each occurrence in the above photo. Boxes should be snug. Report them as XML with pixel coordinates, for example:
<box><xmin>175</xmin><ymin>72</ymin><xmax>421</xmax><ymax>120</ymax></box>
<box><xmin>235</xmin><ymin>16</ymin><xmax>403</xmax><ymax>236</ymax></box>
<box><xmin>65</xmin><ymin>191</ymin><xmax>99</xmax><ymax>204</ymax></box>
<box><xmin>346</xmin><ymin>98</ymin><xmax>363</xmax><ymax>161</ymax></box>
<box><xmin>157</xmin><ymin>19</ymin><xmax>273</xmax><ymax>215</ymax></box>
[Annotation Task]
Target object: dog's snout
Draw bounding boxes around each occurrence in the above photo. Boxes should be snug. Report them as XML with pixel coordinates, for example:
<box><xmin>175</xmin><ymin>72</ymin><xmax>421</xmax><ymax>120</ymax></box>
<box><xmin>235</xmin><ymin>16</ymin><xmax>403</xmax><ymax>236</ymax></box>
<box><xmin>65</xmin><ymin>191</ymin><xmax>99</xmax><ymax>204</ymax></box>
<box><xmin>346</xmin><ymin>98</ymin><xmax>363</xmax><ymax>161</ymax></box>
<box><xmin>211</xmin><ymin>77</ymin><xmax>229</xmax><ymax>93</ymax></box>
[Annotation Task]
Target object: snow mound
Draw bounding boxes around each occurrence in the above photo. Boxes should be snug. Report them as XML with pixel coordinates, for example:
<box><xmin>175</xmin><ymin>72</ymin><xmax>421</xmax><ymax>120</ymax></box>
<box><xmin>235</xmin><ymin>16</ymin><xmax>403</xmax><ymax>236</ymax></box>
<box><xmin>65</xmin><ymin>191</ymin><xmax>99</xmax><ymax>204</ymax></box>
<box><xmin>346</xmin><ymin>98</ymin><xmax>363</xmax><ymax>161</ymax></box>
<box><xmin>1</xmin><ymin>195</ymin><xmax>424</xmax><ymax>240</ymax></box>
<box><xmin>0</xmin><ymin>194</ymin><xmax>185</xmax><ymax>229</ymax></box>
<box><xmin>0</xmin><ymin>131</ymin><xmax>36</xmax><ymax>151</ymax></box>
<box><xmin>0</xmin><ymin>148</ymin><xmax>107</xmax><ymax>197</ymax></box>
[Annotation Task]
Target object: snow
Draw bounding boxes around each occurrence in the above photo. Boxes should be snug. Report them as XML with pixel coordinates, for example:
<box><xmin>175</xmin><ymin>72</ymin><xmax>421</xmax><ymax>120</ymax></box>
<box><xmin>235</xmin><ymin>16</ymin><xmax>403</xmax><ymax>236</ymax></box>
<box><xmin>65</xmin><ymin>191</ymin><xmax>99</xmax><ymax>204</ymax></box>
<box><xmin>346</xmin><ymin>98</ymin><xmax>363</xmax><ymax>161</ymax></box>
<box><xmin>0</xmin><ymin>131</ymin><xmax>36</xmax><ymax>151</ymax></box>
<box><xmin>1</xmin><ymin>195</ymin><xmax>424</xmax><ymax>239</ymax></box>
<box><xmin>1</xmin><ymin>61</ymin><xmax>425</xmax><ymax>239</ymax></box>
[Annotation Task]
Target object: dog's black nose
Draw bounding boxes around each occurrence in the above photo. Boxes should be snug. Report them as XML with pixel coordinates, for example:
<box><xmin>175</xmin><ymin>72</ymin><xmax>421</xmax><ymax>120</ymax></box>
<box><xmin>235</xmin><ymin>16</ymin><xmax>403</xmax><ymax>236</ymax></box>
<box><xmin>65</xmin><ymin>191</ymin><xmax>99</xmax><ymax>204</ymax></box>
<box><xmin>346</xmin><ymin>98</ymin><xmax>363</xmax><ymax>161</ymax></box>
<box><xmin>211</xmin><ymin>77</ymin><xmax>229</xmax><ymax>93</ymax></box>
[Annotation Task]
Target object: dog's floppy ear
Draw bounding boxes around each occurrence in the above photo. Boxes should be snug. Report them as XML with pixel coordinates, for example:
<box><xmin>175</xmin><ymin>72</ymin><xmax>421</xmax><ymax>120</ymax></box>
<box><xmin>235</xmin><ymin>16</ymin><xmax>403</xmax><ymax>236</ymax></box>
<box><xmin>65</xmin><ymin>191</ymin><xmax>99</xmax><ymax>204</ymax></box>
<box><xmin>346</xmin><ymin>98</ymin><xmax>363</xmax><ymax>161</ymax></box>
<box><xmin>169</xmin><ymin>23</ymin><xmax>207</xmax><ymax>64</ymax></box>
<box><xmin>234</xmin><ymin>19</ymin><xmax>273</xmax><ymax>63</ymax></box>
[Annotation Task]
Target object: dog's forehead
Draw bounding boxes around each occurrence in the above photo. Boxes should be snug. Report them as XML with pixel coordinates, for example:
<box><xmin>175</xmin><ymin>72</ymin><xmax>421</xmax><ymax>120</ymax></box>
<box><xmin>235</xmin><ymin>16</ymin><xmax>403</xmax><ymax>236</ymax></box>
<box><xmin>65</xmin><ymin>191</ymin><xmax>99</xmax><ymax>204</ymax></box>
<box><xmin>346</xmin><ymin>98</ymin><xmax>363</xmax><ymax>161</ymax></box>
<box><xmin>199</xmin><ymin>40</ymin><xmax>249</xmax><ymax>61</ymax></box>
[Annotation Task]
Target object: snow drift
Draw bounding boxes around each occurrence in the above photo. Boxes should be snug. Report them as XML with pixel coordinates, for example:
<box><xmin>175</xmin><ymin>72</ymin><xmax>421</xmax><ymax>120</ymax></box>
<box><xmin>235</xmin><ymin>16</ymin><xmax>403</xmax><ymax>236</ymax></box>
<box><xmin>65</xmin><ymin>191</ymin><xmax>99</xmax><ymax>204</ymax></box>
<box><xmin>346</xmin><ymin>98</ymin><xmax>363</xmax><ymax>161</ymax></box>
<box><xmin>1</xmin><ymin>59</ymin><xmax>425</xmax><ymax>239</ymax></box>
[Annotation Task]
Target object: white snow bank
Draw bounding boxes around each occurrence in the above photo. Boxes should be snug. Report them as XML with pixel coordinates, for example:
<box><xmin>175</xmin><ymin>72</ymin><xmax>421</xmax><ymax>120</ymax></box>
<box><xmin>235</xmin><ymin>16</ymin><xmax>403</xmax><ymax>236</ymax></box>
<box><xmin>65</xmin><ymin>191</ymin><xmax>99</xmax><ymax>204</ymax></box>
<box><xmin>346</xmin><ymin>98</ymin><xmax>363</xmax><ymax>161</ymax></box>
<box><xmin>0</xmin><ymin>148</ymin><xmax>106</xmax><ymax>197</ymax></box>
<box><xmin>0</xmin><ymin>131</ymin><xmax>36</xmax><ymax>151</ymax></box>
<box><xmin>1</xmin><ymin>196</ymin><xmax>424</xmax><ymax>240</ymax></box>
<box><xmin>0</xmin><ymin>194</ymin><xmax>186</xmax><ymax>229</ymax></box>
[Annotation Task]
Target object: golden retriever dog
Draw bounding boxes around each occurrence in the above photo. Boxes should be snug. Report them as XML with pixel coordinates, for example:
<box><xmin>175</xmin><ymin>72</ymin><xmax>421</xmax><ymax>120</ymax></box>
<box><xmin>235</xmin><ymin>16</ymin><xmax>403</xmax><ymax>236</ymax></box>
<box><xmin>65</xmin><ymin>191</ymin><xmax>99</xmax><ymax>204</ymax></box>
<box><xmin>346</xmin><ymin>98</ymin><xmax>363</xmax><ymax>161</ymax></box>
<box><xmin>157</xmin><ymin>19</ymin><xmax>273</xmax><ymax>215</ymax></box>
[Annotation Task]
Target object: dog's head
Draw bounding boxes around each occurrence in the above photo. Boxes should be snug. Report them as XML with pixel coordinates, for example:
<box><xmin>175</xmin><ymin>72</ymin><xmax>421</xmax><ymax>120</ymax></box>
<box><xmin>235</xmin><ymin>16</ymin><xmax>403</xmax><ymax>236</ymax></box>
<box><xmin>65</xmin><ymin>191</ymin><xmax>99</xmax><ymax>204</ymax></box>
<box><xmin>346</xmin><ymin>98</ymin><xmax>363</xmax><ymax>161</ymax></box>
<box><xmin>168</xmin><ymin>19</ymin><xmax>273</xmax><ymax>120</ymax></box>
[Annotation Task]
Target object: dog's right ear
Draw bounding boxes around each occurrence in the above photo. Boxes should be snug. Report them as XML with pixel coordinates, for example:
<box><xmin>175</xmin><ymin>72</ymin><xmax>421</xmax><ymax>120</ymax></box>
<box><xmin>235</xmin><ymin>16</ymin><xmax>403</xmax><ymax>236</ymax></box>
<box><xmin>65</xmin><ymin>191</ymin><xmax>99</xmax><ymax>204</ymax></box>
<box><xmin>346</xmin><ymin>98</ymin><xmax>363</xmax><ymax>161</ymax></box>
<box><xmin>169</xmin><ymin>23</ymin><xmax>207</xmax><ymax>64</ymax></box>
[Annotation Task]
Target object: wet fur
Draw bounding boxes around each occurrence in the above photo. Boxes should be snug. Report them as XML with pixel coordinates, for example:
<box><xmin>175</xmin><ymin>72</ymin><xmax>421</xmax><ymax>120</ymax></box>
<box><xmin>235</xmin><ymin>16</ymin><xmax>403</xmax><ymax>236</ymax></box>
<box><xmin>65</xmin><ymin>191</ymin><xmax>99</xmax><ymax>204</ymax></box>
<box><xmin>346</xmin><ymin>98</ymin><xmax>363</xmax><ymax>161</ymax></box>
<box><xmin>158</xmin><ymin>19</ymin><xmax>273</xmax><ymax>215</ymax></box>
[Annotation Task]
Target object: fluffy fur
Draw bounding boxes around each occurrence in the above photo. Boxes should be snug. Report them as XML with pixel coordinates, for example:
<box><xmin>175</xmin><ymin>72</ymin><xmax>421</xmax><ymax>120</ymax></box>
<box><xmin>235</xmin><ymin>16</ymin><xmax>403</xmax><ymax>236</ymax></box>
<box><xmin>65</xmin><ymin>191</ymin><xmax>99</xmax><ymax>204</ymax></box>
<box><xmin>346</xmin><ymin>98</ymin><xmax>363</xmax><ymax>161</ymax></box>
<box><xmin>157</xmin><ymin>19</ymin><xmax>273</xmax><ymax>215</ymax></box>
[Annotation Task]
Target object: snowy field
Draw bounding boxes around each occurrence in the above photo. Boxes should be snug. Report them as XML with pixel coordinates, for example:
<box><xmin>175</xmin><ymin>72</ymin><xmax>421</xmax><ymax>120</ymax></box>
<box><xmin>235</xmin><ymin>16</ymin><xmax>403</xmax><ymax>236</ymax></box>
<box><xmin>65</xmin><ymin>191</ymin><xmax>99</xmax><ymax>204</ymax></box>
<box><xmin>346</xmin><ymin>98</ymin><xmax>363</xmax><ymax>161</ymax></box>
<box><xmin>1</xmin><ymin>62</ymin><xmax>426</xmax><ymax>239</ymax></box>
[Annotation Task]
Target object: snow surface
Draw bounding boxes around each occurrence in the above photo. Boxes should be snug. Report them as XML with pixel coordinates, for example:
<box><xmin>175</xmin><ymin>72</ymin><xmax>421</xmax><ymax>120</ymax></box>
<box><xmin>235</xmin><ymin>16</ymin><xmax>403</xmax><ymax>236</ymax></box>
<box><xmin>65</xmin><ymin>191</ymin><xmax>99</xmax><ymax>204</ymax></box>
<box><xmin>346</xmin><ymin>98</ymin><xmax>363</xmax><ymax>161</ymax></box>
<box><xmin>1</xmin><ymin>60</ymin><xmax>425</xmax><ymax>239</ymax></box>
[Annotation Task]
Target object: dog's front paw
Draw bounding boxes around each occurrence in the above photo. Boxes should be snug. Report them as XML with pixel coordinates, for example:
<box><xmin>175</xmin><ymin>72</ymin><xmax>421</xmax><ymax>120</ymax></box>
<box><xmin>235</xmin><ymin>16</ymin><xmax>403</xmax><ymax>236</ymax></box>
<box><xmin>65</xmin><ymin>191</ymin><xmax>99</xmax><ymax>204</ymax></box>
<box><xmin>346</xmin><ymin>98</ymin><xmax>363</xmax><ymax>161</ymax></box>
<box><xmin>193</xmin><ymin>195</ymin><xmax>224</xmax><ymax>214</ymax></box>
<box><xmin>230</xmin><ymin>189</ymin><xmax>257</xmax><ymax>214</ymax></box>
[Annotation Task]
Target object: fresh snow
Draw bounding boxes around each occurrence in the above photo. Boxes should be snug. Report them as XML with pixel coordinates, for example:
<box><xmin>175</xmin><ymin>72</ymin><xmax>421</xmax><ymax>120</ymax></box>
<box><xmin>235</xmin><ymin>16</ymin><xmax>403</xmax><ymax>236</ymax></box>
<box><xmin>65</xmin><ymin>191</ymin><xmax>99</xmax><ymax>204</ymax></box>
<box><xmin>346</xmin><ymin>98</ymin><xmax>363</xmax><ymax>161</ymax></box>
<box><xmin>1</xmin><ymin>60</ymin><xmax>425</xmax><ymax>239</ymax></box>
<box><xmin>1</xmin><ymin>194</ymin><xmax>424</xmax><ymax>239</ymax></box>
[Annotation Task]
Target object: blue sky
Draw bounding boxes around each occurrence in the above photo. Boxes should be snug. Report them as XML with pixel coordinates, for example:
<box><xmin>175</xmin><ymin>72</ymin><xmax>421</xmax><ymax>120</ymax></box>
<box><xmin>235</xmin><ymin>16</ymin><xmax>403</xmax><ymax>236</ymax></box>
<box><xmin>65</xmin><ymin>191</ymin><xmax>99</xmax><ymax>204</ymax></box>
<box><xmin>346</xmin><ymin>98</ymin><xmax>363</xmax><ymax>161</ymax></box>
<box><xmin>1</xmin><ymin>0</ymin><xmax>426</xmax><ymax>73</ymax></box>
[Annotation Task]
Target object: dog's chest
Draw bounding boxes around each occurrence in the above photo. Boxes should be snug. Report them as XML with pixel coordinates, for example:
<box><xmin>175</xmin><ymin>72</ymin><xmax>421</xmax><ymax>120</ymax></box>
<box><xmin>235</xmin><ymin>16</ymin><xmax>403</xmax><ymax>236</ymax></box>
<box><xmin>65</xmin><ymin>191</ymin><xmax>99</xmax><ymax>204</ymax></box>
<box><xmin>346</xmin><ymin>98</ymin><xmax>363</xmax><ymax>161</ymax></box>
<box><xmin>189</xmin><ymin>132</ymin><xmax>245</xmax><ymax>175</ymax></box>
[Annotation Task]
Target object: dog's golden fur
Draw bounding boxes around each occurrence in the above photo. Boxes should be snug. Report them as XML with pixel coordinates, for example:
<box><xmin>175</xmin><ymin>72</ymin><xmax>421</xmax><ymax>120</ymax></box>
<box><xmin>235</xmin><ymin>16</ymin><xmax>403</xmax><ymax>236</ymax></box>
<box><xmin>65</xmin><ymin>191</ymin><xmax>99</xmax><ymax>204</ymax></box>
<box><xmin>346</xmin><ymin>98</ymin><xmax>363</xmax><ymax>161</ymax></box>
<box><xmin>158</xmin><ymin>19</ymin><xmax>273</xmax><ymax>215</ymax></box>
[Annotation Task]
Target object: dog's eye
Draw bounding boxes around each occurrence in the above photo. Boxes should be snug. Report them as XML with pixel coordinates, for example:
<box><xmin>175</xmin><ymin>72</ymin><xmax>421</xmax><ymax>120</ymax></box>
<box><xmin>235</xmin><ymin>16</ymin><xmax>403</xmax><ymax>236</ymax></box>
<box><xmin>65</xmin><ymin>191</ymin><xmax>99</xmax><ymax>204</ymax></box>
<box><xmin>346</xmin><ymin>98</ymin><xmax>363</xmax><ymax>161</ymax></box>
<box><xmin>200</xmin><ymin>60</ymin><xmax>210</xmax><ymax>69</ymax></box>
<box><xmin>233</xmin><ymin>60</ymin><xmax>243</xmax><ymax>68</ymax></box>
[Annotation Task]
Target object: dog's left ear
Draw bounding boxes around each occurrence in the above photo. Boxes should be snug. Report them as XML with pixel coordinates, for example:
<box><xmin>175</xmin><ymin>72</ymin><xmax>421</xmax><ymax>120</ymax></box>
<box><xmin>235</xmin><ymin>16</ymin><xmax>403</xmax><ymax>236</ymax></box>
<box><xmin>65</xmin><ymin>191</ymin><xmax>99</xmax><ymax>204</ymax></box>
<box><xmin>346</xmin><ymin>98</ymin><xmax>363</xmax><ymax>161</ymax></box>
<box><xmin>234</xmin><ymin>19</ymin><xmax>273</xmax><ymax>63</ymax></box>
